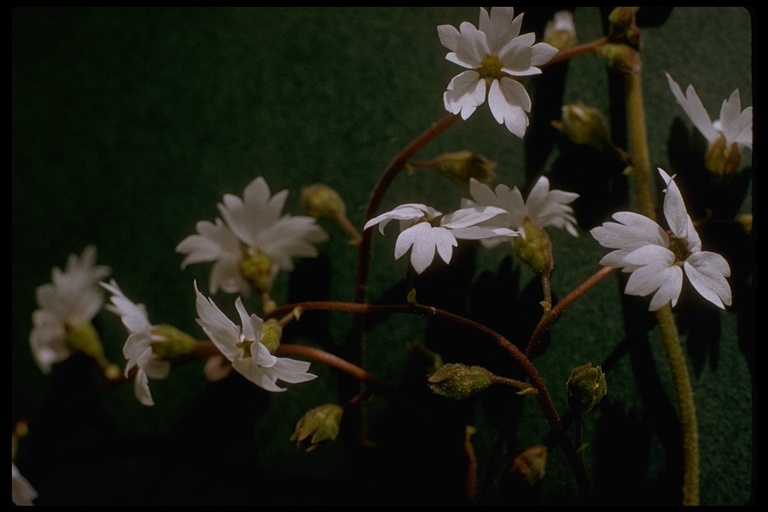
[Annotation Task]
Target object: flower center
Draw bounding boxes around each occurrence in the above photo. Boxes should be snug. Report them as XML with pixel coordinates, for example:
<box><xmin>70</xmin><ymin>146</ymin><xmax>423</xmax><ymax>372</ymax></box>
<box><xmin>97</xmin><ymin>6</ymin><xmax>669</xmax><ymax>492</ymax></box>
<box><xmin>668</xmin><ymin>236</ymin><xmax>690</xmax><ymax>265</ymax></box>
<box><xmin>236</xmin><ymin>338</ymin><xmax>254</xmax><ymax>359</ymax></box>
<box><xmin>478</xmin><ymin>55</ymin><xmax>504</xmax><ymax>81</ymax></box>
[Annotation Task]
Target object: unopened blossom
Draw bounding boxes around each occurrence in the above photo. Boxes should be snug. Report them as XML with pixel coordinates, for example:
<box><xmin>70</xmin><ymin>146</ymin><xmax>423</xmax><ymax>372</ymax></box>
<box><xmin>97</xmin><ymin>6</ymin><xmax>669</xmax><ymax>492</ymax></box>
<box><xmin>176</xmin><ymin>177</ymin><xmax>328</xmax><ymax>295</ymax></box>
<box><xmin>101</xmin><ymin>280</ymin><xmax>195</xmax><ymax>406</ymax></box>
<box><xmin>194</xmin><ymin>282</ymin><xmax>317</xmax><ymax>392</ymax></box>
<box><xmin>438</xmin><ymin>7</ymin><xmax>558</xmax><ymax>138</ymax></box>
<box><xmin>12</xmin><ymin>462</ymin><xmax>38</xmax><ymax>506</ymax></box>
<box><xmin>364</xmin><ymin>203</ymin><xmax>519</xmax><ymax>274</ymax></box>
<box><xmin>463</xmin><ymin>176</ymin><xmax>579</xmax><ymax>247</ymax></box>
<box><xmin>590</xmin><ymin>168</ymin><xmax>732</xmax><ymax>311</ymax></box>
<box><xmin>29</xmin><ymin>245</ymin><xmax>111</xmax><ymax>374</ymax></box>
<box><xmin>543</xmin><ymin>10</ymin><xmax>577</xmax><ymax>50</ymax></box>
<box><xmin>666</xmin><ymin>72</ymin><xmax>752</xmax><ymax>175</ymax></box>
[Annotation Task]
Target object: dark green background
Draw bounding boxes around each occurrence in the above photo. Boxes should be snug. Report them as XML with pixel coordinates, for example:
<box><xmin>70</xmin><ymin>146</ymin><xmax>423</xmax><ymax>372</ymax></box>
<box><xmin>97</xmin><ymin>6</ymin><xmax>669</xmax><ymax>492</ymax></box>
<box><xmin>12</xmin><ymin>7</ymin><xmax>754</xmax><ymax>505</ymax></box>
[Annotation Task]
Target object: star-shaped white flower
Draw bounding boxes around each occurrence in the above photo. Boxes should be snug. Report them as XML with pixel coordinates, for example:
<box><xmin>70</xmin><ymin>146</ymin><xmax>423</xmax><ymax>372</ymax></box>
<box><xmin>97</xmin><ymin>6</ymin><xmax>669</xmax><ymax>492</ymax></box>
<box><xmin>194</xmin><ymin>282</ymin><xmax>317</xmax><ymax>392</ymax></box>
<box><xmin>438</xmin><ymin>7</ymin><xmax>558</xmax><ymax>138</ymax></box>
<box><xmin>101</xmin><ymin>279</ymin><xmax>171</xmax><ymax>406</ymax></box>
<box><xmin>462</xmin><ymin>176</ymin><xmax>579</xmax><ymax>248</ymax></box>
<box><xmin>176</xmin><ymin>176</ymin><xmax>328</xmax><ymax>295</ymax></box>
<box><xmin>665</xmin><ymin>72</ymin><xmax>752</xmax><ymax>150</ymax></box>
<box><xmin>29</xmin><ymin>245</ymin><xmax>111</xmax><ymax>373</ymax></box>
<box><xmin>590</xmin><ymin>168</ymin><xmax>732</xmax><ymax>311</ymax></box>
<box><xmin>12</xmin><ymin>462</ymin><xmax>38</xmax><ymax>506</ymax></box>
<box><xmin>364</xmin><ymin>203</ymin><xmax>519</xmax><ymax>274</ymax></box>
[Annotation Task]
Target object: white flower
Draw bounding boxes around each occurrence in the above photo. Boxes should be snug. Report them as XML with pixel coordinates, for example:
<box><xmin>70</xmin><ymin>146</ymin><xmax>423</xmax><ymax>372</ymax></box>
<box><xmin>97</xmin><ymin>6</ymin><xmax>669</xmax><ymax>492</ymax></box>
<box><xmin>438</xmin><ymin>7</ymin><xmax>558</xmax><ymax>138</ymax></box>
<box><xmin>462</xmin><ymin>176</ymin><xmax>579</xmax><ymax>248</ymax></box>
<box><xmin>363</xmin><ymin>203</ymin><xmax>519</xmax><ymax>274</ymax></box>
<box><xmin>665</xmin><ymin>72</ymin><xmax>752</xmax><ymax>150</ymax></box>
<box><xmin>590</xmin><ymin>168</ymin><xmax>732</xmax><ymax>311</ymax></box>
<box><xmin>12</xmin><ymin>462</ymin><xmax>38</xmax><ymax>506</ymax></box>
<box><xmin>101</xmin><ymin>279</ymin><xmax>170</xmax><ymax>406</ymax></box>
<box><xmin>194</xmin><ymin>281</ymin><xmax>317</xmax><ymax>392</ymax></box>
<box><xmin>176</xmin><ymin>176</ymin><xmax>328</xmax><ymax>295</ymax></box>
<box><xmin>29</xmin><ymin>245</ymin><xmax>111</xmax><ymax>373</ymax></box>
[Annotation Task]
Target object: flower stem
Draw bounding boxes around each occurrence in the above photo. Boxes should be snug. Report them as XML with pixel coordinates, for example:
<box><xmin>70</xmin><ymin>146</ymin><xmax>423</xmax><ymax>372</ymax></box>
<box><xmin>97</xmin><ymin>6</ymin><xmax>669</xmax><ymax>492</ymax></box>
<box><xmin>547</xmin><ymin>37</ymin><xmax>609</xmax><ymax>67</ymax></box>
<box><xmin>624</xmin><ymin>70</ymin><xmax>699</xmax><ymax>505</ymax></box>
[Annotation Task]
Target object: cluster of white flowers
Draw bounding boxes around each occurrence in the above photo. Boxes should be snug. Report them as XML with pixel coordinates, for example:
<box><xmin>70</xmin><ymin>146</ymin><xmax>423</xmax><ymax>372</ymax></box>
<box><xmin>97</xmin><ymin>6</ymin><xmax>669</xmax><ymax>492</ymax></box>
<box><xmin>29</xmin><ymin>245</ymin><xmax>111</xmax><ymax>374</ymax></box>
<box><xmin>176</xmin><ymin>176</ymin><xmax>328</xmax><ymax>295</ymax></box>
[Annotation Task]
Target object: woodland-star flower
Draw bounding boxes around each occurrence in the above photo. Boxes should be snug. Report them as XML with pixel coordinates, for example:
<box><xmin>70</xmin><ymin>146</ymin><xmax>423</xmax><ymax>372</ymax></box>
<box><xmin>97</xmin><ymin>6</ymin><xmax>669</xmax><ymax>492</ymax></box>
<box><xmin>12</xmin><ymin>462</ymin><xmax>38</xmax><ymax>506</ymax></box>
<box><xmin>29</xmin><ymin>245</ymin><xmax>111</xmax><ymax>373</ymax></box>
<box><xmin>363</xmin><ymin>203</ymin><xmax>519</xmax><ymax>274</ymax></box>
<box><xmin>462</xmin><ymin>176</ymin><xmax>579</xmax><ymax>248</ymax></box>
<box><xmin>176</xmin><ymin>176</ymin><xmax>328</xmax><ymax>295</ymax></box>
<box><xmin>194</xmin><ymin>281</ymin><xmax>317</xmax><ymax>392</ymax></box>
<box><xmin>666</xmin><ymin>72</ymin><xmax>752</xmax><ymax>150</ymax></box>
<box><xmin>666</xmin><ymin>72</ymin><xmax>752</xmax><ymax>175</ymax></box>
<box><xmin>438</xmin><ymin>7</ymin><xmax>558</xmax><ymax>138</ymax></box>
<box><xmin>590</xmin><ymin>168</ymin><xmax>732</xmax><ymax>311</ymax></box>
<box><xmin>101</xmin><ymin>279</ymin><xmax>171</xmax><ymax>406</ymax></box>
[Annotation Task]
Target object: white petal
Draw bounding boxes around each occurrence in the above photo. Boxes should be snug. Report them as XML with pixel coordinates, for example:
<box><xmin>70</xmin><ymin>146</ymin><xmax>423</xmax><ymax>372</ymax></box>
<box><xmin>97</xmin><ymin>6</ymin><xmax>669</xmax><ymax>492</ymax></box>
<box><xmin>444</xmin><ymin>71</ymin><xmax>486</xmax><ymax>120</ymax></box>
<box><xmin>194</xmin><ymin>281</ymin><xmax>240</xmax><ymax>361</ymax></box>
<box><xmin>665</xmin><ymin>73</ymin><xmax>718</xmax><ymax>143</ymax></box>
<box><xmin>133</xmin><ymin>369</ymin><xmax>155</xmax><ymax>406</ymax></box>
<box><xmin>487</xmin><ymin>78</ymin><xmax>530</xmax><ymax>138</ymax></box>
<box><xmin>437</xmin><ymin>24</ymin><xmax>461</xmax><ymax>51</ymax></box>
<box><xmin>684</xmin><ymin>252</ymin><xmax>732</xmax><ymax>308</ymax></box>
<box><xmin>440</xmin><ymin>205</ymin><xmax>509</xmax><ymax>229</ymax></box>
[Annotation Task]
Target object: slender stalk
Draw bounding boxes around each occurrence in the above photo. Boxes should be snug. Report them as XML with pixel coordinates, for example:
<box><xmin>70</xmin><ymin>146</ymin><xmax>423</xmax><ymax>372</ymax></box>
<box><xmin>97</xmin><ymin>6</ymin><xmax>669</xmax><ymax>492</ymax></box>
<box><xmin>527</xmin><ymin>266</ymin><xmax>616</xmax><ymax>360</ymax></box>
<box><xmin>625</xmin><ymin>70</ymin><xmax>699</xmax><ymax>505</ymax></box>
<box><xmin>547</xmin><ymin>37</ymin><xmax>609</xmax><ymax>66</ymax></box>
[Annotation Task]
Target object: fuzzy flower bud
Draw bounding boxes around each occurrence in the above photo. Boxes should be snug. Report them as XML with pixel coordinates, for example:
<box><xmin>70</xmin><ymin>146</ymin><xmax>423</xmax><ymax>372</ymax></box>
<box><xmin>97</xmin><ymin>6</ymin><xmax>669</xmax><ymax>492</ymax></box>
<box><xmin>513</xmin><ymin>218</ymin><xmax>553</xmax><ymax>276</ymax></box>
<box><xmin>566</xmin><ymin>362</ymin><xmax>607</xmax><ymax>415</ymax></box>
<box><xmin>427</xmin><ymin>363</ymin><xmax>494</xmax><ymax>400</ymax></box>
<box><xmin>607</xmin><ymin>7</ymin><xmax>641</xmax><ymax>49</ymax></box>
<box><xmin>552</xmin><ymin>102</ymin><xmax>611</xmax><ymax>149</ymax></box>
<box><xmin>150</xmin><ymin>324</ymin><xmax>198</xmax><ymax>359</ymax></box>
<box><xmin>260</xmin><ymin>318</ymin><xmax>283</xmax><ymax>353</ymax></box>
<box><xmin>598</xmin><ymin>43</ymin><xmax>641</xmax><ymax>74</ymax></box>
<box><xmin>415</xmin><ymin>151</ymin><xmax>497</xmax><ymax>187</ymax></box>
<box><xmin>301</xmin><ymin>183</ymin><xmax>347</xmax><ymax>221</ymax></box>
<box><xmin>290</xmin><ymin>403</ymin><xmax>344</xmax><ymax>452</ymax></box>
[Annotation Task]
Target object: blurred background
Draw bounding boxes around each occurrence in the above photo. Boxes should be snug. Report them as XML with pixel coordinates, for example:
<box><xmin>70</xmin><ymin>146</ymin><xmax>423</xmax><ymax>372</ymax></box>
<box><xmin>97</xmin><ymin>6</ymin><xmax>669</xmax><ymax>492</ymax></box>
<box><xmin>12</xmin><ymin>7</ymin><xmax>754</xmax><ymax>505</ymax></box>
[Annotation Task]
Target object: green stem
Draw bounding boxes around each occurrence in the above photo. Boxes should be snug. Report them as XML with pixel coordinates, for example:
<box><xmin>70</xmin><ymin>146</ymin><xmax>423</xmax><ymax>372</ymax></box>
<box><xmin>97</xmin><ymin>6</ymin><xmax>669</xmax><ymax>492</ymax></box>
<box><xmin>625</xmin><ymin>70</ymin><xmax>699</xmax><ymax>505</ymax></box>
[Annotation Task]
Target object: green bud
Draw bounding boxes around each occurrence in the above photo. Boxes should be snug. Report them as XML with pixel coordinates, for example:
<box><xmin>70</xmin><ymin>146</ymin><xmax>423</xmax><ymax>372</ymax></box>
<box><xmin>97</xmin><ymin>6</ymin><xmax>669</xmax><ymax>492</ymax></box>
<box><xmin>150</xmin><ymin>324</ymin><xmax>198</xmax><ymax>359</ymax></box>
<box><xmin>427</xmin><ymin>363</ymin><xmax>494</xmax><ymax>400</ymax></box>
<box><xmin>290</xmin><ymin>403</ymin><xmax>344</xmax><ymax>452</ymax></box>
<box><xmin>260</xmin><ymin>318</ymin><xmax>282</xmax><ymax>354</ymax></box>
<box><xmin>416</xmin><ymin>151</ymin><xmax>497</xmax><ymax>187</ymax></box>
<box><xmin>239</xmin><ymin>248</ymin><xmax>273</xmax><ymax>294</ymax></box>
<box><xmin>705</xmin><ymin>134</ymin><xmax>742</xmax><ymax>181</ymax></box>
<box><xmin>512</xmin><ymin>218</ymin><xmax>553</xmax><ymax>276</ymax></box>
<box><xmin>65</xmin><ymin>319</ymin><xmax>105</xmax><ymax>360</ymax></box>
<box><xmin>607</xmin><ymin>7</ymin><xmax>641</xmax><ymax>49</ymax></box>
<box><xmin>300</xmin><ymin>183</ymin><xmax>347</xmax><ymax>221</ymax></box>
<box><xmin>566</xmin><ymin>362</ymin><xmax>607</xmax><ymax>415</ymax></box>
<box><xmin>598</xmin><ymin>43</ymin><xmax>641</xmax><ymax>75</ymax></box>
<box><xmin>552</xmin><ymin>102</ymin><xmax>611</xmax><ymax>149</ymax></box>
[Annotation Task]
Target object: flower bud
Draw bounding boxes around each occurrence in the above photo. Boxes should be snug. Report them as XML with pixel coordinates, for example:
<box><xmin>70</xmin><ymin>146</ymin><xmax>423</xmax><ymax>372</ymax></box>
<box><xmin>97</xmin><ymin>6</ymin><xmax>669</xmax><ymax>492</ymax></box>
<box><xmin>239</xmin><ymin>248</ymin><xmax>274</xmax><ymax>294</ymax></box>
<box><xmin>598</xmin><ymin>43</ymin><xmax>641</xmax><ymax>75</ymax></box>
<box><xmin>417</xmin><ymin>151</ymin><xmax>497</xmax><ymax>187</ymax></box>
<box><xmin>566</xmin><ymin>362</ymin><xmax>607</xmax><ymax>415</ymax></box>
<box><xmin>150</xmin><ymin>324</ymin><xmax>198</xmax><ymax>359</ymax></box>
<box><xmin>65</xmin><ymin>319</ymin><xmax>105</xmax><ymax>361</ymax></box>
<box><xmin>290</xmin><ymin>403</ymin><xmax>344</xmax><ymax>452</ymax></box>
<box><xmin>736</xmin><ymin>214</ymin><xmax>752</xmax><ymax>235</ymax></box>
<box><xmin>427</xmin><ymin>363</ymin><xmax>494</xmax><ymax>400</ymax></box>
<box><xmin>301</xmin><ymin>183</ymin><xmax>347</xmax><ymax>221</ymax></box>
<box><xmin>607</xmin><ymin>7</ymin><xmax>641</xmax><ymax>49</ymax></box>
<box><xmin>512</xmin><ymin>218</ymin><xmax>553</xmax><ymax>276</ymax></box>
<box><xmin>260</xmin><ymin>318</ymin><xmax>283</xmax><ymax>353</ymax></box>
<box><xmin>552</xmin><ymin>102</ymin><xmax>611</xmax><ymax>149</ymax></box>
<box><xmin>544</xmin><ymin>10</ymin><xmax>577</xmax><ymax>51</ymax></box>
<box><xmin>509</xmin><ymin>445</ymin><xmax>548</xmax><ymax>486</ymax></box>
